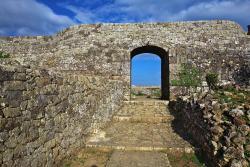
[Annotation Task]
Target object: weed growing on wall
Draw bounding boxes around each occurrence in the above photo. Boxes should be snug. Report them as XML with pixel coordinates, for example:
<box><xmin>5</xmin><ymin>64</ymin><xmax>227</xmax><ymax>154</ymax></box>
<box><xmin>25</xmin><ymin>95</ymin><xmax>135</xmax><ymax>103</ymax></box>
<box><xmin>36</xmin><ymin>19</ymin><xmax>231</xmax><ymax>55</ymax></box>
<box><xmin>171</xmin><ymin>63</ymin><xmax>202</xmax><ymax>94</ymax></box>
<box><xmin>0</xmin><ymin>51</ymin><xmax>10</xmax><ymax>58</ymax></box>
<box><xmin>205</xmin><ymin>73</ymin><xmax>218</xmax><ymax>90</ymax></box>
<box><xmin>233</xmin><ymin>64</ymin><xmax>250</xmax><ymax>87</ymax></box>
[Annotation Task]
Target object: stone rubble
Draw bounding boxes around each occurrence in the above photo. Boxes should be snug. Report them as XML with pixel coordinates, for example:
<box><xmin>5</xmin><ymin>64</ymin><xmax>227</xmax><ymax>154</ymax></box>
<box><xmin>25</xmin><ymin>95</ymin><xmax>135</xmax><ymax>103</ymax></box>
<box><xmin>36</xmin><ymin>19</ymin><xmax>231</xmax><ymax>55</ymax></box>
<box><xmin>170</xmin><ymin>91</ymin><xmax>249</xmax><ymax>167</ymax></box>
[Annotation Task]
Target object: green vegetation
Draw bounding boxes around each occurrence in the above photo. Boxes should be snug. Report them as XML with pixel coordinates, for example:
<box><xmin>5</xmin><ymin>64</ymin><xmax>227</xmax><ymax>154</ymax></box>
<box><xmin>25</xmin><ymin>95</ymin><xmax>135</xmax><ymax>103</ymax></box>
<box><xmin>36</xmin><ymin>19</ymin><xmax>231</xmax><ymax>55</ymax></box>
<box><xmin>205</xmin><ymin>72</ymin><xmax>218</xmax><ymax>90</ymax></box>
<box><xmin>0</xmin><ymin>51</ymin><xmax>10</xmax><ymax>58</ymax></box>
<box><xmin>63</xmin><ymin>163</ymin><xmax>71</xmax><ymax>167</ymax></box>
<box><xmin>244</xmin><ymin>134</ymin><xmax>250</xmax><ymax>160</ymax></box>
<box><xmin>167</xmin><ymin>152</ymin><xmax>206</xmax><ymax>167</ymax></box>
<box><xmin>62</xmin><ymin>148</ymin><xmax>112</xmax><ymax>167</ymax></box>
<box><xmin>171</xmin><ymin>64</ymin><xmax>202</xmax><ymax>88</ymax></box>
<box><xmin>171</xmin><ymin>64</ymin><xmax>202</xmax><ymax>95</ymax></box>
<box><xmin>213</xmin><ymin>86</ymin><xmax>249</xmax><ymax>108</ymax></box>
<box><xmin>233</xmin><ymin>64</ymin><xmax>250</xmax><ymax>87</ymax></box>
<box><xmin>182</xmin><ymin>154</ymin><xmax>205</xmax><ymax>167</ymax></box>
<box><xmin>152</xmin><ymin>89</ymin><xmax>161</xmax><ymax>98</ymax></box>
<box><xmin>131</xmin><ymin>91</ymin><xmax>144</xmax><ymax>96</ymax></box>
<box><xmin>245</xmin><ymin>150</ymin><xmax>250</xmax><ymax>160</ymax></box>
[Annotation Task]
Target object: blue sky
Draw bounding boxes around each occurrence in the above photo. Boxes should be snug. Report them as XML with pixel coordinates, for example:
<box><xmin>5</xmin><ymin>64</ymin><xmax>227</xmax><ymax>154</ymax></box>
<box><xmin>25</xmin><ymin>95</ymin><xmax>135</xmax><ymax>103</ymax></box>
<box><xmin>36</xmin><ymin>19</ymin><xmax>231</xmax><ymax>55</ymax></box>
<box><xmin>132</xmin><ymin>54</ymin><xmax>161</xmax><ymax>86</ymax></box>
<box><xmin>0</xmin><ymin>0</ymin><xmax>249</xmax><ymax>36</ymax></box>
<box><xmin>0</xmin><ymin>0</ymin><xmax>249</xmax><ymax>85</ymax></box>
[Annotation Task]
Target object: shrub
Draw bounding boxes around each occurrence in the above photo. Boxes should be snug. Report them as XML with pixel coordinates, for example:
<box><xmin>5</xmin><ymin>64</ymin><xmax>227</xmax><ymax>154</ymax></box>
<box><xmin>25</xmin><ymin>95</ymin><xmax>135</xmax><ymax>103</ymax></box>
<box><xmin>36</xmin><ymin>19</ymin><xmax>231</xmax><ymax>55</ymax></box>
<box><xmin>171</xmin><ymin>64</ymin><xmax>202</xmax><ymax>88</ymax></box>
<box><xmin>233</xmin><ymin>64</ymin><xmax>250</xmax><ymax>87</ymax></box>
<box><xmin>0</xmin><ymin>51</ymin><xmax>10</xmax><ymax>58</ymax></box>
<box><xmin>205</xmin><ymin>73</ymin><xmax>218</xmax><ymax>90</ymax></box>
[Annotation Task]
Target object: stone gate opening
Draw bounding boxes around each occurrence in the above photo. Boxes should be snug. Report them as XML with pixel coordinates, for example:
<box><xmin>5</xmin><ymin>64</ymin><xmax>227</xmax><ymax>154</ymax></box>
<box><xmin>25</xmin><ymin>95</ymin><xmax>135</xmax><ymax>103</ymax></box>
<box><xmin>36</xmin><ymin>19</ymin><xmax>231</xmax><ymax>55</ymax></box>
<box><xmin>131</xmin><ymin>45</ymin><xmax>169</xmax><ymax>100</ymax></box>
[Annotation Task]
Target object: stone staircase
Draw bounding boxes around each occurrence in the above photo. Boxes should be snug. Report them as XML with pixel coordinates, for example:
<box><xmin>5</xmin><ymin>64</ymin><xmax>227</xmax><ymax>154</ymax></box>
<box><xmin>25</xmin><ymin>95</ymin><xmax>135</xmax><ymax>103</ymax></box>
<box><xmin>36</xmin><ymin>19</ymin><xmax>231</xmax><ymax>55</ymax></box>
<box><xmin>81</xmin><ymin>100</ymin><xmax>197</xmax><ymax>167</ymax></box>
<box><xmin>112</xmin><ymin>101</ymin><xmax>174</xmax><ymax>123</ymax></box>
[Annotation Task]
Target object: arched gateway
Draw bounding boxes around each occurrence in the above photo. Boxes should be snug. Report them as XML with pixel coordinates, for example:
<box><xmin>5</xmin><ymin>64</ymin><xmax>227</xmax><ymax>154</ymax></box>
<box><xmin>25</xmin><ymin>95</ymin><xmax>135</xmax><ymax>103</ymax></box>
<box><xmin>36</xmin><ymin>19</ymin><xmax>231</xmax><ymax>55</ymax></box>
<box><xmin>0</xmin><ymin>21</ymin><xmax>249</xmax><ymax>167</ymax></box>
<box><xmin>131</xmin><ymin>45</ymin><xmax>169</xmax><ymax>100</ymax></box>
<box><xmin>0</xmin><ymin>20</ymin><xmax>248</xmax><ymax>102</ymax></box>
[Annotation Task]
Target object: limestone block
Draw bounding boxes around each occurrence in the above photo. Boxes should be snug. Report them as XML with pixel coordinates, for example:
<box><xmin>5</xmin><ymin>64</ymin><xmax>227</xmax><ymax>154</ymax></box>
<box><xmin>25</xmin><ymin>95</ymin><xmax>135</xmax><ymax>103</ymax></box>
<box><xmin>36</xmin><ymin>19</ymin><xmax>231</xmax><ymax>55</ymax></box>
<box><xmin>13</xmin><ymin>73</ymin><xmax>26</xmax><ymax>81</ymax></box>
<box><xmin>4</xmin><ymin>81</ymin><xmax>26</xmax><ymax>91</ymax></box>
<box><xmin>3</xmin><ymin>107</ymin><xmax>21</xmax><ymax>118</ymax></box>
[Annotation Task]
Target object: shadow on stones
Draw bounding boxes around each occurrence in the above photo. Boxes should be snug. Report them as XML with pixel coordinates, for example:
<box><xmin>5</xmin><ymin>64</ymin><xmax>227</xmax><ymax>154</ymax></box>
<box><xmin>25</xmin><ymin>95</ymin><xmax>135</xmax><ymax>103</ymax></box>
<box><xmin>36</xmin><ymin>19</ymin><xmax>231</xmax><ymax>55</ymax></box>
<box><xmin>168</xmin><ymin>101</ymin><xmax>208</xmax><ymax>167</ymax></box>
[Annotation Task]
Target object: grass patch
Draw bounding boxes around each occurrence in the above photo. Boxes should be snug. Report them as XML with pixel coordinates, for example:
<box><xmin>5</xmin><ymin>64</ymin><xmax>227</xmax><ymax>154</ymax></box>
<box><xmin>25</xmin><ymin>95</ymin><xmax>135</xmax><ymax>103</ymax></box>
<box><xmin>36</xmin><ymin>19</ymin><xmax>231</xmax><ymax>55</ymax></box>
<box><xmin>152</xmin><ymin>89</ymin><xmax>161</xmax><ymax>98</ymax></box>
<box><xmin>213</xmin><ymin>86</ymin><xmax>250</xmax><ymax>108</ymax></box>
<box><xmin>0</xmin><ymin>51</ymin><xmax>10</xmax><ymax>58</ymax></box>
<box><xmin>61</xmin><ymin>148</ymin><xmax>112</xmax><ymax>167</ymax></box>
<box><xmin>168</xmin><ymin>152</ymin><xmax>206</xmax><ymax>167</ymax></box>
<box><xmin>63</xmin><ymin>162</ymin><xmax>71</xmax><ymax>167</ymax></box>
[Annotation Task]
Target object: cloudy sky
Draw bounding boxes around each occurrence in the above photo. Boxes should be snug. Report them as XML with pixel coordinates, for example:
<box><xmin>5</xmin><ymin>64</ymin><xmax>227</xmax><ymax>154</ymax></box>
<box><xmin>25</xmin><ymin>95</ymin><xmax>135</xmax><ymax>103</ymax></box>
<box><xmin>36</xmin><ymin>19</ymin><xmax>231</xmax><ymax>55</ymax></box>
<box><xmin>0</xmin><ymin>0</ymin><xmax>249</xmax><ymax>36</ymax></box>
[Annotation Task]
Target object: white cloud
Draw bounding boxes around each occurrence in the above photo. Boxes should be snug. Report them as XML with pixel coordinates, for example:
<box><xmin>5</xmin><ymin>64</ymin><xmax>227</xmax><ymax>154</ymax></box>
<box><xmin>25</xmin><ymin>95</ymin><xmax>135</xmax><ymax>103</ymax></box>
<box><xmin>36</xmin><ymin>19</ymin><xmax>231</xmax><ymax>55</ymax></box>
<box><xmin>66</xmin><ymin>0</ymin><xmax>250</xmax><ymax>30</ymax></box>
<box><xmin>0</xmin><ymin>0</ymin><xmax>249</xmax><ymax>35</ymax></box>
<box><xmin>0</xmin><ymin>0</ymin><xmax>75</xmax><ymax>36</ymax></box>
<box><xmin>64</xmin><ymin>5</ymin><xmax>99</xmax><ymax>23</ymax></box>
<box><xmin>169</xmin><ymin>0</ymin><xmax>250</xmax><ymax>28</ymax></box>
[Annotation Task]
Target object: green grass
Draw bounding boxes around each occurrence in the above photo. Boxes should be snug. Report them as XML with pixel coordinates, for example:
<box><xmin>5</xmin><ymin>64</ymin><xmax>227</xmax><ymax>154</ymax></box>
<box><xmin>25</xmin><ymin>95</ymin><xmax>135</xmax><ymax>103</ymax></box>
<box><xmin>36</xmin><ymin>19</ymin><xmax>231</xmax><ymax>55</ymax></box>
<box><xmin>0</xmin><ymin>51</ymin><xmax>10</xmax><ymax>58</ymax></box>
<box><xmin>181</xmin><ymin>153</ymin><xmax>205</xmax><ymax>167</ymax></box>
<box><xmin>244</xmin><ymin>134</ymin><xmax>250</xmax><ymax>159</ymax></box>
<box><xmin>213</xmin><ymin>87</ymin><xmax>249</xmax><ymax>108</ymax></box>
<box><xmin>131</xmin><ymin>91</ymin><xmax>144</xmax><ymax>96</ymax></box>
<box><xmin>168</xmin><ymin>152</ymin><xmax>206</xmax><ymax>167</ymax></box>
<box><xmin>63</xmin><ymin>162</ymin><xmax>71</xmax><ymax>167</ymax></box>
<box><xmin>152</xmin><ymin>89</ymin><xmax>161</xmax><ymax>97</ymax></box>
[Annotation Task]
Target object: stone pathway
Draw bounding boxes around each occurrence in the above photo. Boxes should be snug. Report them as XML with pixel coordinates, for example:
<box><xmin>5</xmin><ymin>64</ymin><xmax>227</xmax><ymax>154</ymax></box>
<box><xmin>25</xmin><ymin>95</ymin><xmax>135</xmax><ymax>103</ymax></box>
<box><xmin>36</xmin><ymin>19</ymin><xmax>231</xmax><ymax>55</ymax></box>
<box><xmin>63</xmin><ymin>100</ymin><xmax>200</xmax><ymax>167</ymax></box>
<box><xmin>87</xmin><ymin>101</ymin><xmax>194</xmax><ymax>153</ymax></box>
<box><xmin>106</xmin><ymin>150</ymin><xmax>171</xmax><ymax>167</ymax></box>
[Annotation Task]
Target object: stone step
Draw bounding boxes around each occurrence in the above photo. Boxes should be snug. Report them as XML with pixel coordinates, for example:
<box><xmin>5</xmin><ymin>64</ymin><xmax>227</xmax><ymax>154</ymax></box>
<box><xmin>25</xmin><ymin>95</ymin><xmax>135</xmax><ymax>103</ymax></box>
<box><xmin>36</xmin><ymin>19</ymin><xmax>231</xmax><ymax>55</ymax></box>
<box><xmin>86</xmin><ymin>144</ymin><xmax>196</xmax><ymax>153</ymax></box>
<box><xmin>116</xmin><ymin>100</ymin><xmax>171</xmax><ymax>124</ymax></box>
<box><xmin>112</xmin><ymin>115</ymin><xmax>174</xmax><ymax>123</ymax></box>
<box><xmin>124</xmin><ymin>100</ymin><xmax>169</xmax><ymax>107</ymax></box>
<box><xmin>106</xmin><ymin>150</ymin><xmax>172</xmax><ymax>167</ymax></box>
<box><xmin>86</xmin><ymin>122</ymin><xmax>195</xmax><ymax>156</ymax></box>
<box><xmin>62</xmin><ymin>148</ymin><xmax>173</xmax><ymax>167</ymax></box>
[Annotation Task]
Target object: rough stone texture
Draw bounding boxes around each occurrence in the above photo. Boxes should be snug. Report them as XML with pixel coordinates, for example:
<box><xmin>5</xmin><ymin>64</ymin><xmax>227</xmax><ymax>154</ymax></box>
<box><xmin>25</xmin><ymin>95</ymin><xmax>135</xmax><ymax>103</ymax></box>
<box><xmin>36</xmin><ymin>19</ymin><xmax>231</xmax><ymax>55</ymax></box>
<box><xmin>0</xmin><ymin>20</ymin><xmax>250</xmax><ymax>166</ymax></box>
<box><xmin>170</xmin><ymin>93</ymin><xmax>249</xmax><ymax>167</ymax></box>
<box><xmin>87</xmin><ymin>100</ymin><xmax>194</xmax><ymax>153</ymax></box>
<box><xmin>0</xmin><ymin>20</ymin><xmax>249</xmax><ymax>100</ymax></box>
<box><xmin>106</xmin><ymin>150</ymin><xmax>171</xmax><ymax>167</ymax></box>
<box><xmin>0</xmin><ymin>62</ymin><xmax>124</xmax><ymax>167</ymax></box>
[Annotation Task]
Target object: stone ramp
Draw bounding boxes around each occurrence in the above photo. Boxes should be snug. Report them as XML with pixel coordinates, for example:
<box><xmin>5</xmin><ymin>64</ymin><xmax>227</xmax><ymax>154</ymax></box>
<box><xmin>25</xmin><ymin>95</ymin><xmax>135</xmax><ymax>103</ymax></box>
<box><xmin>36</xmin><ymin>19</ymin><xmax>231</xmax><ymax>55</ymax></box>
<box><xmin>106</xmin><ymin>150</ymin><xmax>171</xmax><ymax>167</ymax></box>
<box><xmin>87</xmin><ymin>100</ymin><xmax>194</xmax><ymax>153</ymax></box>
<box><xmin>86</xmin><ymin>122</ymin><xmax>194</xmax><ymax>153</ymax></box>
<box><xmin>113</xmin><ymin>101</ymin><xmax>174</xmax><ymax>123</ymax></box>
<box><xmin>81</xmin><ymin>100</ymin><xmax>197</xmax><ymax>167</ymax></box>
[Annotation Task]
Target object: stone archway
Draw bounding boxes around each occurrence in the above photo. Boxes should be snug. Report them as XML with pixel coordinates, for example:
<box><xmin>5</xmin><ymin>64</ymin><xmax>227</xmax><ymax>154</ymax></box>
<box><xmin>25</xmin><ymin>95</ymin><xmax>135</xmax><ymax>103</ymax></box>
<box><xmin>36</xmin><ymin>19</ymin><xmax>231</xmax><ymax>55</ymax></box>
<box><xmin>130</xmin><ymin>45</ymin><xmax>169</xmax><ymax>100</ymax></box>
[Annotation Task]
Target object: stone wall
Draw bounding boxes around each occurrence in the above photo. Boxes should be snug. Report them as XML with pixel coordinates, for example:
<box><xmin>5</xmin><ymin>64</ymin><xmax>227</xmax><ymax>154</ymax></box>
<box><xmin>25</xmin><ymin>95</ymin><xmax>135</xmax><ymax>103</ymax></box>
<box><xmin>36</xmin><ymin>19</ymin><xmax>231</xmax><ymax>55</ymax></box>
<box><xmin>0</xmin><ymin>20</ymin><xmax>249</xmax><ymax>100</ymax></box>
<box><xmin>0</xmin><ymin>61</ymin><xmax>124</xmax><ymax>167</ymax></box>
<box><xmin>0</xmin><ymin>20</ymin><xmax>249</xmax><ymax>166</ymax></box>
<box><xmin>170</xmin><ymin>93</ymin><xmax>249</xmax><ymax>167</ymax></box>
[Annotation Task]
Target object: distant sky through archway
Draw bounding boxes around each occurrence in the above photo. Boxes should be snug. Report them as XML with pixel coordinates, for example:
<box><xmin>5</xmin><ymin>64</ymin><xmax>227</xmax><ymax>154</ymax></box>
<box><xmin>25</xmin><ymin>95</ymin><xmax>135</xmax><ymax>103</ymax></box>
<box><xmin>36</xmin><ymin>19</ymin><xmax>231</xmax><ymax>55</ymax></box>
<box><xmin>132</xmin><ymin>53</ymin><xmax>161</xmax><ymax>86</ymax></box>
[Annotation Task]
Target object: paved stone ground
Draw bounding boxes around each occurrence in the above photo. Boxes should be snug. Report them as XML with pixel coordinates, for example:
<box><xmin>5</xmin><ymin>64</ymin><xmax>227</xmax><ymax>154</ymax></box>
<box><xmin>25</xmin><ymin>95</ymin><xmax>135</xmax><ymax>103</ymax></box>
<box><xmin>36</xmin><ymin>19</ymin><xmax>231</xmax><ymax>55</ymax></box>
<box><xmin>87</xmin><ymin>101</ymin><xmax>194</xmax><ymax>152</ymax></box>
<box><xmin>62</xmin><ymin>100</ymin><xmax>200</xmax><ymax>167</ymax></box>
<box><xmin>106</xmin><ymin>150</ymin><xmax>171</xmax><ymax>167</ymax></box>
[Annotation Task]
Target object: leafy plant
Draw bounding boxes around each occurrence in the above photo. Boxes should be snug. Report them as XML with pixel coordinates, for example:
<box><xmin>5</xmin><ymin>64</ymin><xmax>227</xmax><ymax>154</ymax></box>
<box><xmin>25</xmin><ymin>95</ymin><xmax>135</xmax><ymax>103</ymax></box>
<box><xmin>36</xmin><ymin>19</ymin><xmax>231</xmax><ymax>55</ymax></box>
<box><xmin>152</xmin><ymin>89</ymin><xmax>161</xmax><ymax>98</ymax></box>
<box><xmin>205</xmin><ymin>72</ymin><xmax>218</xmax><ymax>90</ymax></box>
<box><xmin>0</xmin><ymin>51</ymin><xmax>10</xmax><ymax>58</ymax></box>
<box><xmin>233</xmin><ymin>64</ymin><xmax>250</xmax><ymax>87</ymax></box>
<box><xmin>171</xmin><ymin>63</ymin><xmax>202</xmax><ymax>94</ymax></box>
